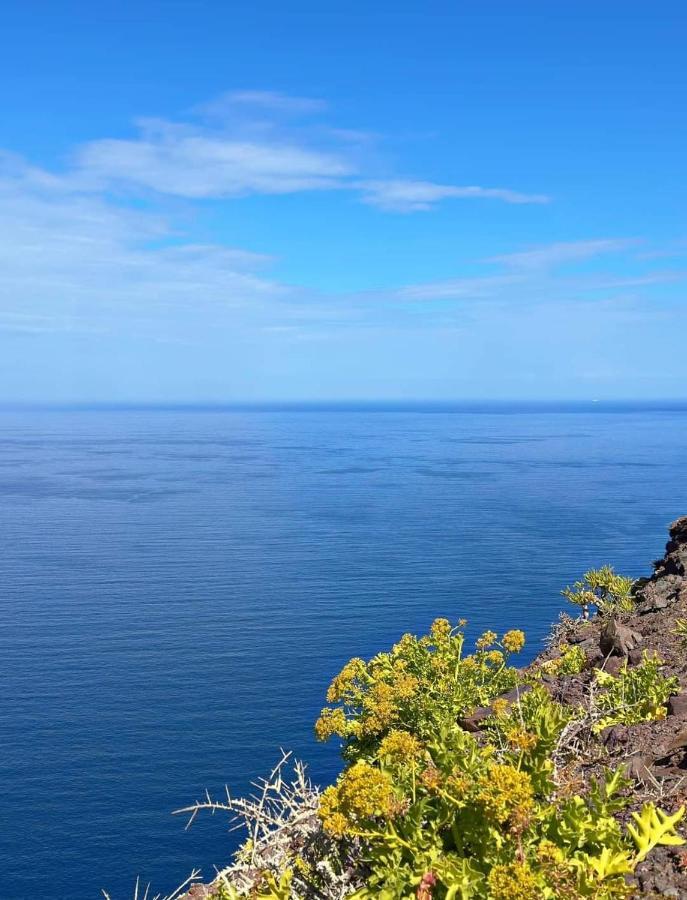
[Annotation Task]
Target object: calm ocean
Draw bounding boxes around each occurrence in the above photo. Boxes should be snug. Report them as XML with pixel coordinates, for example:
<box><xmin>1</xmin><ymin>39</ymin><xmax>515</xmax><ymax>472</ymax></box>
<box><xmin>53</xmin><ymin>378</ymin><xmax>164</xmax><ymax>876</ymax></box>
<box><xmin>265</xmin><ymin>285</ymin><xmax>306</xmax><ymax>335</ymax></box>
<box><xmin>2</xmin><ymin>405</ymin><xmax>687</xmax><ymax>899</ymax></box>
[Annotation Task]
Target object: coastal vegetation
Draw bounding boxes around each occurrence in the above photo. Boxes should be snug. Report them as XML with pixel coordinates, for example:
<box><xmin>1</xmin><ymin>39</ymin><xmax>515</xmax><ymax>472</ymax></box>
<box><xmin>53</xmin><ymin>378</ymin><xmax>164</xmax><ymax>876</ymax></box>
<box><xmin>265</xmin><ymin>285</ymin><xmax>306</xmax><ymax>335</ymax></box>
<box><xmin>561</xmin><ymin>567</ymin><xmax>635</xmax><ymax>620</ymax></box>
<box><xmin>123</xmin><ymin>518</ymin><xmax>687</xmax><ymax>899</ymax></box>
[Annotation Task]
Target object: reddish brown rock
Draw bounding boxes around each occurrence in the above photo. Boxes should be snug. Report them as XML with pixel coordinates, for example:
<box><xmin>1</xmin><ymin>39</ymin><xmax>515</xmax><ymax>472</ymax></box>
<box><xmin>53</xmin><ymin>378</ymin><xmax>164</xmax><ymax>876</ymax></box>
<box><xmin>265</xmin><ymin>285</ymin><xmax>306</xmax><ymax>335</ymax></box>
<box><xmin>668</xmin><ymin>693</ymin><xmax>687</xmax><ymax>719</ymax></box>
<box><xmin>599</xmin><ymin>618</ymin><xmax>643</xmax><ymax>657</ymax></box>
<box><xmin>634</xmin><ymin>516</ymin><xmax>687</xmax><ymax>612</ymax></box>
<box><xmin>625</xmin><ymin>754</ymin><xmax>656</xmax><ymax>787</ymax></box>
<box><xmin>602</xmin><ymin>656</ymin><xmax>625</xmax><ymax>677</ymax></box>
<box><xmin>458</xmin><ymin>685</ymin><xmax>533</xmax><ymax>732</ymax></box>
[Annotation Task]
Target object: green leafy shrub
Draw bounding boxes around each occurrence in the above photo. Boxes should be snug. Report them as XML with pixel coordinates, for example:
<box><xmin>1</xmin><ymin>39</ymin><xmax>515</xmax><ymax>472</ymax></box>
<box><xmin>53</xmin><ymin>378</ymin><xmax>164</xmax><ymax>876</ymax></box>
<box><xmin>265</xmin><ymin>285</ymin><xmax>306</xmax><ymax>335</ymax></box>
<box><xmin>562</xmin><ymin>566</ymin><xmax>634</xmax><ymax>618</ymax></box>
<box><xmin>538</xmin><ymin>643</ymin><xmax>587</xmax><ymax>678</ymax></box>
<box><xmin>314</xmin><ymin>620</ymin><xmax>684</xmax><ymax>899</ymax></box>
<box><xmin>593</xmin><ymin>653</ymin><xmax>679</xmax><ymax>732</ymax></box>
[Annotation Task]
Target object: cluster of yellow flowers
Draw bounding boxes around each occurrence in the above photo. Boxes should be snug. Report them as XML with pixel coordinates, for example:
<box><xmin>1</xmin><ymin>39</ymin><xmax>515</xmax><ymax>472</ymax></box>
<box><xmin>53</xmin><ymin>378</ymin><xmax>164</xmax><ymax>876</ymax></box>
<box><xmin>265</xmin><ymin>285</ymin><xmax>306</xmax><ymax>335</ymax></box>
<box><xmin>487</xmin><ymin>861</ymin><xmax>540</xmax><ymax>900</ymax></box>
<box><xmin>377</xmin><ymin>728</ymin><xmax>422</xmax><ymax>763</ymax></box>
<box><xmin>315</xmin><ymin>618</ymin><xmax>528</xmax><ymax>753</ymax></box>
<box><xmin>319</xmin><ymin>761</ymin><xmax>397</xmax><ymax>837</ymax></box>
<box><xmin>475</xmin><ymin>629</ymin><xmax>498</xmax><ymax>650</ymax></box>
<box><xmin>476</xmin><ymin>763</ymin><xmax>534</xmax><ymax>830</ymax></box>
<box><xmin>502</xmin><ymin>629</ymin><xmax>526</xmax><ymax>653</ymax></box>
<box><xmin>419</xmin><ymin>764</ymin><xmax>442</xmax><ymax>793</ymax></box>
<box><xmin>361</xmin><ymin>680</ymin><xmax>399</xmax><ymax>736</ymax></box>
<box><xmin>505</xmin><ymin>726</ymin><xmax>538</xmax><ymax>752</ymax></box>
<box><xmin>392</xmin><ymin>670</ymin><xmax>420</xmax><ymax>700</ymax></box>
<box><xmin>535</xmin><ymin>840</ymin><xmax>580</xmax><ymax>899</ymax></box>
<box><xmin>325</xmin><ymin>657</ymin><xmax>366</xmax><ymax>703</ymax></box>
<box><xmin>313</xmin><ymin>706</ymin><xmax>348</xmax><ymax>741</ymax></box>
<box><xmin>429</xmin><ymin>616</ymin><xmax>452</xmax><ymax>642</ymax></box>
<box><xmin>491</xmin><ymin>697</ymin><xmax>510</xmax><ymax>717</ymax></box>
<box><xmin>445</xmin><ymin>769</ymin><xmax>470</xmax><ymax>800</ymax></box>
<box><xmin>475</xmin><ymin>627</ymin><xmax>525</xmax><ymax>656</ymax></box>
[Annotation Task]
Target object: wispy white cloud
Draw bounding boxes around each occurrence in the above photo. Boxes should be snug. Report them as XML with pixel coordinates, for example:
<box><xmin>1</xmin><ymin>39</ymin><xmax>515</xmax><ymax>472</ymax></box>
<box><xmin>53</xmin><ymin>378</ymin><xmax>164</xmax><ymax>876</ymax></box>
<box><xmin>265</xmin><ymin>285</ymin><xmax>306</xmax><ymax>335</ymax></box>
<box><xmin>386</xmin><ymin>240</ymin><xmax>685</xmax><ymax>302</ymax></box>
<box><xmin>486</xmin><ymin>239</ymin><xmax>637</xmax><ymax>271</ymax></box>
<box><xmin>0</xmin><ymin>155</ymin><xmax>287</xmax><ymax>338</ymax></box>
<box><xmin>30</xmin><ymin>91</ymin><xmax>549</xmax><ymax>210</ymax></box>
<box><xmin>396</xmin><ymin>274</ymin><xmax>520</xmax><ymax>300</ymax></box>
<box><xmin>74</xmin><ymin>119</ymin><xmax>352</xmax><ymax>198</ymax></box>
<box><xmin>1</xmin><ymin>144</ymin><xmax>681</xmax><ymax>345</ymax></box>
<box><xmin>636</xmin><ymin>238</ymin><xmax>687</xmax><ymax>261</ymax></box>
<box><xmin>197</xmin><ymin>90</ymin><xmax>328</xmax><ymax>117</ymax></box>
<box><xmin>357</xmin><ymin>179</ymin><xmax>550</xmax><ymax>212</ymax></box>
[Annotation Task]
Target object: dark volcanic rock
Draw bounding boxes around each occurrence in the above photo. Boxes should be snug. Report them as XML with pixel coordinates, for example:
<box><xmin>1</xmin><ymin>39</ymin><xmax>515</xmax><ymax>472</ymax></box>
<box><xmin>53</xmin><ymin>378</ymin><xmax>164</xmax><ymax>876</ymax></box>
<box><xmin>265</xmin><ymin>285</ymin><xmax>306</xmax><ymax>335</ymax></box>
<box><xmin>459</xmin><ymin>707</ymin><xmax>491</xmax><ymax>732</ymax></box>
<box><xmin>568</xmin><ymin>626</ymin><xmax>596</xmax><ymax>645</ymax></box>
<box><xmin>634</xmin><ymin>516</ymin><xmax>687</xmax><ymax>612</ymax></box>
<box><xmin>636</xmin><ymin>575</ymin><xmax>687</xmax><ymax>613</ymax></box>
<box><xmin>662</xmin><ymin>516</ymin><xmax>687</xmax><ymax>576</ymax></box>
<box><xmin>498</xmin><ymin>685</ymin><xmax>533</xmax><ymax>704</ymax></box>
<box><xmin>658</xmin><ymin>728</ymin><xmax>687</xmax><ymax>757</ymax></box>
<box><xmin>627</xmin><ymin>648</ymin><xmax>644</xmax><ymax>666</ymax></box>
<box><xmin>600</xmin><ymin>724</ymin><xmax>630</xmax><ymax>748</ymax></box>
<box><xmin>578</xmin><ymin>636</ymin><xmax>600</xmax><ymax>653</ymax></box>
<box><xmin>459</xmin><ymin>685</ymin><xmax>533</xmax><ymax>732</ymax></box>
<box><xmin>625</xmin><ymin>753</ymin><xmax>656</xmax><ymax>786</ymax></box>
<box><xmin>601</xmin><ymin>655</ymin><xmax>625</xmax><ymax>677</ymax></box>
<box><xmin>668</xmin><ymin>693</ymin><xmax>687</xmax><ymax>719</ymax></box>
<box><xmin>599</xmin><ymin>618</ymin><xmax>643</xmax><ymax>657</ymax></box>
<box><xmin>187</xmin><ymin>885</ymin><xmax>213</xmax><ymax>898</ymax></box>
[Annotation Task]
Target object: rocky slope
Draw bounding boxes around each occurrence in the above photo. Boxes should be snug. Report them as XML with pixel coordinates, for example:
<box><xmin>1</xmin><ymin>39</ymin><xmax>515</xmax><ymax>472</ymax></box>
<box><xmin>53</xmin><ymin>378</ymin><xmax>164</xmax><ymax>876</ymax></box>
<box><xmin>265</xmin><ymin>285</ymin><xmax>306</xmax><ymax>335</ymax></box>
<box><xmin>533</xmin><ymin>517</ymin><xmax>687</xmax><ymax>897</ymax></box>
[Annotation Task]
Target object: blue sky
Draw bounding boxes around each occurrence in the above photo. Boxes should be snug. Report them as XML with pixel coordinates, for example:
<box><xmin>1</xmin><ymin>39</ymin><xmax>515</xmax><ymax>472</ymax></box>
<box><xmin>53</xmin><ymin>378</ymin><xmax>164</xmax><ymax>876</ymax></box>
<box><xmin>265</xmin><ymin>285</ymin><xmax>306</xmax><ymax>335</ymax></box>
<box><xmin>1</xmin><ymin>1</ymin><xmax>686</xmax><ymax>402</ymax></box>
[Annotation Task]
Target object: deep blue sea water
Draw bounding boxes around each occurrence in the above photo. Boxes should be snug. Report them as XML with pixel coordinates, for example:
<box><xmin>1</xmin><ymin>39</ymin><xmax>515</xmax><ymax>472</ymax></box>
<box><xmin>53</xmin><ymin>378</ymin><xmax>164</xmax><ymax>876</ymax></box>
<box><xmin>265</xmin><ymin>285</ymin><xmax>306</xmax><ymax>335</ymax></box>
<box><xmin>2</xmin><ymin>405</ymin><xmax>687</xmax><ymax>900</ymax></box>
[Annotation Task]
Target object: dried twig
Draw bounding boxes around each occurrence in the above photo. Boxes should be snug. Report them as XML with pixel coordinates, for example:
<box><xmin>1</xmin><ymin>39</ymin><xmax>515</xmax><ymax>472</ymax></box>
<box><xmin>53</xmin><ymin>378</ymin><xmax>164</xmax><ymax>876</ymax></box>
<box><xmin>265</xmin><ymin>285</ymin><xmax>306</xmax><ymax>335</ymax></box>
<box><xmin>102</xmin><ymin>869</ymin><xmax>202</xmax><ymax>900</ymax></box>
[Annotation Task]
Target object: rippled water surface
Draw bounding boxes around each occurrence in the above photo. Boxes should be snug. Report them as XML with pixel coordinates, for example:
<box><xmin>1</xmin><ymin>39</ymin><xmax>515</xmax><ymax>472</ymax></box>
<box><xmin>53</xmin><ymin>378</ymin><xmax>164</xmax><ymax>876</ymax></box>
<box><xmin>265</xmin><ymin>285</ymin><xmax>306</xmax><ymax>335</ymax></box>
<box><xmin>2</xmin><ymin>406</ymin><xmax>687</xmax><ymax>899</ymax></box>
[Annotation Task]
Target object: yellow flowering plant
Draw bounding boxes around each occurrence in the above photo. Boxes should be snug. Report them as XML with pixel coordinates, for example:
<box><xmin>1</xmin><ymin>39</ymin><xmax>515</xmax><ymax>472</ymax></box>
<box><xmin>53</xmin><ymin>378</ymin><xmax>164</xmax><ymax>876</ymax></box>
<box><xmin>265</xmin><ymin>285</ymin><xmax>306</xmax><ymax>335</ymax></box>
<box><xmin>318</xmin><ymin>708</ymin><xmax>684</xmax><ymax>898</ymax></box>
<box><xmin>313</xmin><ymin>620</ymin><xmax>685</xmax><ymax>899</ymax></box>
<box><xmin>182</xmin><ymin>603</ymin><xmax>686</xmax><ymax>899</ymax></box>
<box><xmin>315</xmin><ymin>618</ymin><xmax>525</xmax><ymax>761</ymax></box>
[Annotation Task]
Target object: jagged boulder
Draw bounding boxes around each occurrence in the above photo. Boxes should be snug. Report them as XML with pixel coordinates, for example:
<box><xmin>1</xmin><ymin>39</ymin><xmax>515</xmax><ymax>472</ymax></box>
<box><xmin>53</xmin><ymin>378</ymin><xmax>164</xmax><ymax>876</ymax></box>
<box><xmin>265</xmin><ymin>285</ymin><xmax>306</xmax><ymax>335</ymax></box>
<box><xmin>633</xmin><ymin>516</ymin><xmax>687</xmax><ymax>613</ymax></box>
<box><xmin>660</xmin><ymin>516</ymin><xmax>687</xmax><ymax>577</ymax></box>
<box><xmin>599</xmin><ymin>618</ymin><xmax>643</xmax><ymax>657</ymax></box>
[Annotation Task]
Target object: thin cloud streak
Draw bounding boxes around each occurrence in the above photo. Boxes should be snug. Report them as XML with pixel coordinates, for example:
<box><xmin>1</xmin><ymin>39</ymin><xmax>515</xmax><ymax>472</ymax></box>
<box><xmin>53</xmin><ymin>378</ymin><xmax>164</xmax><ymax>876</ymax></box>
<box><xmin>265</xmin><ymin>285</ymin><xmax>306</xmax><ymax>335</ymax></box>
<box><xmin>200</xmin><ymin>90</ymin><xmax>329</xmax><ymax>116</ymax></box>
<box><xmin>75</xmin><ymin>127</ymin><xmax>352</xmax><ymax>199</ymax></box>
<box><xmin>486</xmin><ymin>239</ymin><xmax>638</xmax><ymax>271</ymax></box>
<box><xmin>357</xmin><ymin>179</ymin><xmax>550</xmax><ymax>212</ymax></box>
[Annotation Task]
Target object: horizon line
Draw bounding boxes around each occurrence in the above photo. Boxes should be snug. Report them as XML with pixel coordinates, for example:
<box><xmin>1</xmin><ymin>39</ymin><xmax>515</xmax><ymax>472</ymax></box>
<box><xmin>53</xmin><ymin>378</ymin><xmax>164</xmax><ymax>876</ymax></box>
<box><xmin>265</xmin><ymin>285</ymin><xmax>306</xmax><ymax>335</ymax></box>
<box><xmin>2</xmin><ymin>398</ymin><xmax>687</xmax><ymax>414</ymax></box>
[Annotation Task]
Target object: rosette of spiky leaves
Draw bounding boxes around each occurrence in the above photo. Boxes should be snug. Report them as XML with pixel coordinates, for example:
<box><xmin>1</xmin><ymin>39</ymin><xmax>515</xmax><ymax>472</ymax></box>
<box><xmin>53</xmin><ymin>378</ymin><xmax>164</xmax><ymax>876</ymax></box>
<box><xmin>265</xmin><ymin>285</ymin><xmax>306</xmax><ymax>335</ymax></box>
<box><xmin>562</xmin><ymin>566</ymin><xmax>634</xmax><ymax>617</ymax></box>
